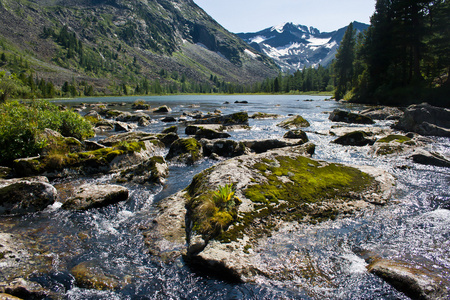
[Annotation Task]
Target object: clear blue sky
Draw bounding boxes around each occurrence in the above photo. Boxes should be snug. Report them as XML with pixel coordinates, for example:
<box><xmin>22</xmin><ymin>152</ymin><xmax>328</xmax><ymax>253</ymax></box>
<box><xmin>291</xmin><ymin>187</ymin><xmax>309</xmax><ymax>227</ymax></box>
<box><xmin>194</xmin><ymin>0</ymin><xmax>376</xmax><ymax>33</ymax></box>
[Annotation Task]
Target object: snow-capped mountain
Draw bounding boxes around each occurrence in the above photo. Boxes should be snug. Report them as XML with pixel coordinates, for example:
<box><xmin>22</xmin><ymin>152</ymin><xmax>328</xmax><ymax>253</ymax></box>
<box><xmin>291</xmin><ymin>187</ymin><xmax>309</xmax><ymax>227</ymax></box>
<box><xmin>237</xmin><ymin>22</ymin><xmax>369</xmax><ymax>72</ymax></box>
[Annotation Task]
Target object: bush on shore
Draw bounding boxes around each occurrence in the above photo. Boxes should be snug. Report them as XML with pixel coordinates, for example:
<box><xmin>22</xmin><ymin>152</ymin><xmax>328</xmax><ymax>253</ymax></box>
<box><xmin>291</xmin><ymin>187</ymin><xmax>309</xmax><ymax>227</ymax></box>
<box><xmin>0</xmin><ymin>100</ymin><xmax>94</xmax><ymax>165</ymax></box>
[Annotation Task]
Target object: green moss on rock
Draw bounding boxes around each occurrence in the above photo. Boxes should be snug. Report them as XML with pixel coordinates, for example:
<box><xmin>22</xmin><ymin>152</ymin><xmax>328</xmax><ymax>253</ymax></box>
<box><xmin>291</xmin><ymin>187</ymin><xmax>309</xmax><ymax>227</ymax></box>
<box><xmin>376</xmin><ymin>135</ymin><xmax>411</xmax><ymax>144</ymax></box>
<box><xmin>277</xmin><ymin>115</ymin><xmax>310</xmax><ymax>129</ymax></box>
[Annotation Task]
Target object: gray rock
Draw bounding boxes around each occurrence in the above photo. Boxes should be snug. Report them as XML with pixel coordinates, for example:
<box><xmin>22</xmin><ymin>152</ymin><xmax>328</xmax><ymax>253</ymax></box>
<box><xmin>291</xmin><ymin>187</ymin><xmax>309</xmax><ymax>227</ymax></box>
<box><xmin>393</xmin><ymin>103</ymin><xmax>450</xmax><ymax>137</ymax></box>
<box><xmin>158</xmin><ymin>132</ymin><xmax>179</xmax><ymax>147</ymax></box>
<box><xmin>161</xmin><ymin>116</ymin><xmax>176</xmax><ymax>122</ymax></box>
<box><xmin>410</xmin><ymin>149</ymin><xmax>450</xmax><ymax>168</ymax></box>
<box><xmin>332</xmin><ymin>131</ymin><xmax>375</xmax><ymax>146</ymax></box>
<box><xmin>360</xmin><ymin>106</ymin><xmax>404</xmax><ymax>120</ymax></box>
<box><xmin>138</xmin><ymin>117</ymin><xmax>151</xmax><ymax>127</ymax></box>
<box><xmin>329</xmin><ymin>109</ymin><xmax>375</xmax><ymax>124</ymax></box>
<box><xmin>0</xmin><ymin>176</ymin><xmax>57</xmax><ymax>215</ymax></box>
<box><xmin>84</xmin><ymin>140</ymin><xmax>106</xmax><ymax>151</ymax></box>
<box><xmin>283</xmin><ymin>130</ymin><xmax>308</xmax><ymax>142</ymax></box>
<box><xmin>195</xmin><ymin>128</ymin><xmax>231</xmax><ymax>140</ymax></box>
<box><xmin>194</xmin><ymin>112</ymin><xmax>249</xmax><ymax>126</ymax></box>
<box><xmin>98</xmin><ymin>131</ymin><xmax>158</xmax><ymax>146</ymax></box>
<box><xmin>185</xmin><ymin>125</ymin><xmax>200</xmax><ymax>135</ymax></box>
<box><xmin>62</xmin><ymin>184</ymin><xmax>129</xmax><ymax>210</ymax></box>
<box><xmin>368</xmin><ymin>259</ymin><xmax>446</xmax><ymax>300</ymax></box>
<box><xmin>0</xmin><ymin>278</ymin><xmax>50</xmax><ymax>299</ymax></box>
<box><xmin>162</xmin><ymin>126</ymin><xmax>178</xmax><ymax>134</ymax></box>
<box><xmin>154</xmin><ymin>105</ymin><xmax>171</xmax><ymax>113</ymax></box>
<box><xmin>115</xmin><ymin>156</ymin><xmax>168</xmax><ymax>185</ymax></box>
<box><xmin>242</xmin><ymin>138</ymin><xmax>308</xmax><ymax>153</ymax></box>
<box><xmin>201</xmin><ymin>139</ymin><xmax>247</xmax><ymax>158</ymax></box>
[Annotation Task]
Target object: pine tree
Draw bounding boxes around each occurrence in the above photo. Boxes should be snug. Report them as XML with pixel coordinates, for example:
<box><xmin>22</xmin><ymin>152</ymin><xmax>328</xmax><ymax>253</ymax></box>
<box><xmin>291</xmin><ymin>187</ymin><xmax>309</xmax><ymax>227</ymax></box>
<box><xmin>333</xmin><ymin>22</ymin><xmax>356</xmax><ymax>100</ymax></box>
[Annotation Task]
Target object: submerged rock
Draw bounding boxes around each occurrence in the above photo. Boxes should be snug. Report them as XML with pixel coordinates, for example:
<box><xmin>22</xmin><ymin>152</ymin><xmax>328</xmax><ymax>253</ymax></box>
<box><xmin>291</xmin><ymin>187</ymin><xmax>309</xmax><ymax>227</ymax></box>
<box><xmin>329</xmin><ymin>109</ymin><xmax>375</xmax><ymax>124</ymax></box>
<box><xmin>393</xmin><ymin>103</ymin><xmax>450</xmax><ymax>137</ymax></box>
<box><xmin>0</xmin><ymin>278</ymin><xmax>50</xmax><ymax>299</ymax></box>
<box><xmin>367</xmin><ymin>259</ymin><xmax>446</xmax><ymax>300</ymax></box>
<box><xmin>0</xmin><ymin>176</ymin><xmax>57</xmax><ymax>215</ymax></box>
<box><xmin>71</xmin><ymin>261</ymin><xmax>126</xmax><ymax>290</ymax></box>
<box><xmin>62</xmin><ymin>184</ymin><xmax>129</xmax><ymax>210</ymax></box>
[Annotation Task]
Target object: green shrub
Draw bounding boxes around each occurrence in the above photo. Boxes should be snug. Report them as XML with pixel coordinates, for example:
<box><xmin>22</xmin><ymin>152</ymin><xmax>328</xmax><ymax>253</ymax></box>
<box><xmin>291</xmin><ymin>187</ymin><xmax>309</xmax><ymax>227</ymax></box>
<box><xmin>0</xmin><ymin>100</ymin><xmax>94</xmax><ymax>165</ymax></box>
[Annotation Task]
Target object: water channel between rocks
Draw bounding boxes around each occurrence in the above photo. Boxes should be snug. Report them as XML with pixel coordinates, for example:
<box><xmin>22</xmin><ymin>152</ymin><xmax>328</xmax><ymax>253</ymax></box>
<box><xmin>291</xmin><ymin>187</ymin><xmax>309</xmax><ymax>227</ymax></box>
<box><xmin>1</xmin><ymin>95</ymin><xmax>449</xmax><ymax>299</ymax></box>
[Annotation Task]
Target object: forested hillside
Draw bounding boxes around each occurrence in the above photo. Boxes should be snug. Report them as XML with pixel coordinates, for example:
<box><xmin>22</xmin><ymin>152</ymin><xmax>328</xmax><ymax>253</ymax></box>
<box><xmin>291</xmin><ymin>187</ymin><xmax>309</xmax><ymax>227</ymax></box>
<box><xmin>0</xmin><ymin>0</ymin><xmax>278</xmax><ymax>100</ymax></box>
<box><xmin>333</xmin><ymin>0</ymin><xmax>450</xmax><ymax>107</ymax></box>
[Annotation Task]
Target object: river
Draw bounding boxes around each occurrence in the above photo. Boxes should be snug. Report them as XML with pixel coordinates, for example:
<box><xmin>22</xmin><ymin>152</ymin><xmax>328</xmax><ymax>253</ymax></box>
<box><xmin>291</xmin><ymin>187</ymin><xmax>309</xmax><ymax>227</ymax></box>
<box><xmin>1</xmin><ymin>95</ymin><xmax>449</xmax><ymax>299</ymax></box>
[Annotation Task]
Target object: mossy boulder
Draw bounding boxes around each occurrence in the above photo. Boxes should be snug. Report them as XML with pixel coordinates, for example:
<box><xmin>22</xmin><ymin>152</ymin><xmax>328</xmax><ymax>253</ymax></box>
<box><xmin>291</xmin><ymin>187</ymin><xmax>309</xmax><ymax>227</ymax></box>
<box><xmin>250</xmin><ymin>112</ymin><xmax>282</xmax><ymax>119</ymax></box>
<box><xmin>277</xmin><ymin>115</ymin><xmax>310</xmax><ymax>129</ymax></box>
<box><xmin>151</xmin><ymin>144</ymin><xmax>394</xmax><ymax>282</ymax></box>
<box><xmin>13</xmin><ymin>140</ymin><xmax>163</xmax><ymax>177</ymax></box>
<box><xmin>329</xmin><ymin>109</ymin><xmax>375</xmax><ymax>125</ymax></box>
<box><xmin>372</xmin><ymin>134</ymin><xmax>417</xmax><ymax>156</ymax></box>
<box><xmin>166</xmin><ymin>138</ymin><xmax>203</xmax><ymax>164</ymax></box>
<box><xmin>194</xmin><ymin>112</ymin><xmax>249</xmax><ymax>127</ymax></box>
<box><xmin>162</xmin><ymin>126</ymin><xmax>178</xmax><ymax>134</ymax></box>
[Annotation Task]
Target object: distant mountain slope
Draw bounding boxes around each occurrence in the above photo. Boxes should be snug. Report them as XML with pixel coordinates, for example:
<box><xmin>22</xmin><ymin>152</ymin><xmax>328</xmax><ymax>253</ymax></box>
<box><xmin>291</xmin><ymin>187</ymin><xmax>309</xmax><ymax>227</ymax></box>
<box><xmin>238</xmin><ymin>22</ymin><xmax>369</xmax><ymax>72</ymax></box>
<box><xmin>0</xmin><ymin>0</ymin><xmax>278</xmax><ymax>93</ymax></box>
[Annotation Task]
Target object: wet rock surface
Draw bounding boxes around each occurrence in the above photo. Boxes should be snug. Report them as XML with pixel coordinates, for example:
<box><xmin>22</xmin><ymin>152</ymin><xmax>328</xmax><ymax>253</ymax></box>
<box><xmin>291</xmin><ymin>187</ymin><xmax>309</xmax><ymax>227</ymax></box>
<box><xmin>0</xmin><ymin>177</ymin><xmax>57</xmax><ymax>215</ymax></box>
<box><xmin>393</xmin><ymin>103</ymin><xmax>450</xmax><ymax>137</ymax></box>
<box><xmin>61</xmin><ymin>184</ymin><xmax>129</xmax><ymax>210</ymax></box>
<box><xmin>329</xmin><ymin>109</ymin><xmax>375</xmax><ymax>124</ymax></box>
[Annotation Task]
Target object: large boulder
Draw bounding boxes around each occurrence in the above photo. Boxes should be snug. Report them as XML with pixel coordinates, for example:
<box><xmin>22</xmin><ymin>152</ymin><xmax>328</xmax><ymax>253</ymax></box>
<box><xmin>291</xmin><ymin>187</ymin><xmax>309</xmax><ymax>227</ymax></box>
<box><xmin>13</xmin><ymin>139</ymin><xmax>164</xmax><ymax>177</ymax></box>
<box><xmin>367</xmin><ymin>259</ymin><xmax>446</xmax><ymax>300</ymax></box>
<box><xmin>329</xmin><ymin>109</ymin><xmax>375</xmax><ymax>124</ymax></box>
<box><xmin>193</xmin><ymin>112</ymin><xmax>249</xmax><ymax>127</ymax></box>
<box><xmin>0</xmin><ymin>177</ymin><xmax>57</xmax><ymax>215</ymax></box>
<box><xmin>62</xmin><ymin>184</ymin><xmax>129</xmax><ymax>210</ymax></box>
<box><xmin>150</xmin><ymin>144</ymin><xmax>394</xmax><ymax>282</ymax></box>
<box><xmin>283</xmin><ymin>130</ymin><xmax>309</xmax><ymax>142</ymax></box>
<box><xmin>360</xmin><ymin>106</ymin><xmax>404</xmax><ymax>120</ymax></box>
<box><xmin>153</xmin><ymin>105</ymin><xmax>171</xmax><ymax>113</ymax></box>
<box><xmin>0</xmin><ymin>278</ymin><xmax>50</xmax><ymax>299</ymax></box>
<box><xmin>393</xmin><ymin>103</ymin><xmax>450</xmax><ymax>137</ymax></box>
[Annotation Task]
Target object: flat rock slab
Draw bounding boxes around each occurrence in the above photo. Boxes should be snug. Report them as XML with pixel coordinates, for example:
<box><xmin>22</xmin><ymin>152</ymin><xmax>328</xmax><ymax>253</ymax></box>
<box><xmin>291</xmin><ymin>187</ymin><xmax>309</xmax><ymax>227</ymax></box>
<box><xmin>368</xmin><ymin>259</ymin><xmax>447</xmax><ymax>300</ymax></box>
<box><xmin>62</xmin><ymin>184</ymin><xmax>129</xmax><ymax>210</ymax></box>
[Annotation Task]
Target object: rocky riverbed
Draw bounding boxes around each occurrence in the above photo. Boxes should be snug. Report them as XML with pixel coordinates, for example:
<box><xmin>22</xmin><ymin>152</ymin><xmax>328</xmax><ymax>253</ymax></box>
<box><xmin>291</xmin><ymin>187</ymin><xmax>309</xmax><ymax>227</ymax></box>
<box><xmin>0</xmin><ymin>95</ymin><xmax>449</xmax><ymax>299</ymax></box>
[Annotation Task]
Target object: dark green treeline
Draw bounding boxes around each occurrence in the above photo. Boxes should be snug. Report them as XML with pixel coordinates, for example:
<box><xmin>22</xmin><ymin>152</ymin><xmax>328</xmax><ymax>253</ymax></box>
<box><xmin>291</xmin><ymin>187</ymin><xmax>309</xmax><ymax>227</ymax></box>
<box><xmin>333</xmin><ymin>0</ymin><xmax>450</xmax><ymax>107</ymax></box>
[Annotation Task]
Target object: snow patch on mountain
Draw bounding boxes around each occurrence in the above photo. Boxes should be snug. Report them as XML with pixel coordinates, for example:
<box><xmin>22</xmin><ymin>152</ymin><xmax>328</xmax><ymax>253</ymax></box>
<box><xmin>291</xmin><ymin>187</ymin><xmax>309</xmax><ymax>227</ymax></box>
<box><xmin>237</xmin><ymin>21</ymin><xmax>369</xmax><ymax>72</ymax></box>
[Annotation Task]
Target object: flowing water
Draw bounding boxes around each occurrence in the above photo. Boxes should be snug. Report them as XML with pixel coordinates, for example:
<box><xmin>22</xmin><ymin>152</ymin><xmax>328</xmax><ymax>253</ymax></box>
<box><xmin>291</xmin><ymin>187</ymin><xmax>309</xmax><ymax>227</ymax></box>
<box><xmin>1</xmin><ymin>95</ymin><xmax>449</xmax><ymax>299</ymax></box>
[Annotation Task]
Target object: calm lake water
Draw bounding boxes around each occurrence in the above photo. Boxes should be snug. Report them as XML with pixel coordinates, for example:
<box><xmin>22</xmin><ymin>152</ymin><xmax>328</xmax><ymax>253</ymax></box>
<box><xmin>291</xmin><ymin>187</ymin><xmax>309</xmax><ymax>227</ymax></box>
<box><xmin>1</xmin><ymin>95</ymin><xmax>449</xmax><ymax>299</ymax></box>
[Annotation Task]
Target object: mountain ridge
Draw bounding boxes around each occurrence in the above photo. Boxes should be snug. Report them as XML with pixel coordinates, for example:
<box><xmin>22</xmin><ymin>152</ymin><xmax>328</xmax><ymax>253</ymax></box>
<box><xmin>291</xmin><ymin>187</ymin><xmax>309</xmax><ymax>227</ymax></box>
<box><xmin>0</xmin><ymin>0</ymin><xmax>279</xmax><ymax>95</ymax></box>
<box><xmin>237</xmin><ymin>21</ymin><xmax>369</xmax><ymax>72</ymax></box>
